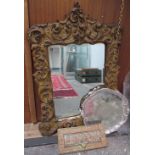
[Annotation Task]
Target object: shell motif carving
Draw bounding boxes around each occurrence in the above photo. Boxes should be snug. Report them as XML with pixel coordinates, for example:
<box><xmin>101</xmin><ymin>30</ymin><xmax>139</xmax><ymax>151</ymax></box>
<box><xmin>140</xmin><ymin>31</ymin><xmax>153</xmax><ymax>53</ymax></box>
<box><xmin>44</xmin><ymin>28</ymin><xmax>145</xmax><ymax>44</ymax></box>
<box><xmin>28</xmin><ymin>2</ymin><xmax>121</xmax><ymax>136</ymax></box>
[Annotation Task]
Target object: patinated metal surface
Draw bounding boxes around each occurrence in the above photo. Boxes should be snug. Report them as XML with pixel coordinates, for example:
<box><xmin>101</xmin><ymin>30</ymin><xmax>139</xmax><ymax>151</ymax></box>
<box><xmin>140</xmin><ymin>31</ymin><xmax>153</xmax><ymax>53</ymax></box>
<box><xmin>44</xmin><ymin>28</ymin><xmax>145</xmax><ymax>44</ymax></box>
<box><xmin>80</xmin><ymin>87</ymin><xmax>129</xmax><ymax>134</ymax></box>
<box><xmin>28</xmin><ymin>2</ymin><xmax>121</xmax><ymax>136</ymax></box>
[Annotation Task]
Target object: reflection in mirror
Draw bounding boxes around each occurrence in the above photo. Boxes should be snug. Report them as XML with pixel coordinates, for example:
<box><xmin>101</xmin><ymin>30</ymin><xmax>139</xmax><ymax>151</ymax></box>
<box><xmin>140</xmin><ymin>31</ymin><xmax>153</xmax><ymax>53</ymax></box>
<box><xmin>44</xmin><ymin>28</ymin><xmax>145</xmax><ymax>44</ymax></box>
<box><xmin>48</xmin><ymin>43</ymin><xmax>105</xmax><ymax>119</ymax></box>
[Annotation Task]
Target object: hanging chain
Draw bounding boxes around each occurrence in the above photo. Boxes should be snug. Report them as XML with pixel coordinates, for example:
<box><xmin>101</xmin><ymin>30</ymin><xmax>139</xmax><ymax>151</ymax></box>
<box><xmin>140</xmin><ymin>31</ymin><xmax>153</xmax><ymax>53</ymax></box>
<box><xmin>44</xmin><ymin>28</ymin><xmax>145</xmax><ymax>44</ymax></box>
<box><xmin>116</xmin><ymin>0</ymin><xmax>125</xmax><ymax>39</ymax></box>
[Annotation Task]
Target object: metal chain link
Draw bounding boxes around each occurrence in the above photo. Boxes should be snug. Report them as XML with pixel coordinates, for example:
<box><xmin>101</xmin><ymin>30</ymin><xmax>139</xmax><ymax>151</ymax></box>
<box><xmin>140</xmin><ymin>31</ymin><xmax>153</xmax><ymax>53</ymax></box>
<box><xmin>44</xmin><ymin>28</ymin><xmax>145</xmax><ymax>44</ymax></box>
<box><xmin>116</xmin><ymin>0</ymin><xmax>125</xmax><ymax>39</ymax></box>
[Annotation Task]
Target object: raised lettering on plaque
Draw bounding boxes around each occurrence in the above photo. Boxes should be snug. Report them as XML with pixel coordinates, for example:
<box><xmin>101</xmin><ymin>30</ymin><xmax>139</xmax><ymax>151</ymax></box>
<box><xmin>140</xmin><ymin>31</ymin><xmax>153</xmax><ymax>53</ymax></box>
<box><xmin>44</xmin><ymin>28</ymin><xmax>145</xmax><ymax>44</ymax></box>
<box><xmin>58</xmin><ymin>124</ymin><xmax>107</xmax><ymax>154</ymax></box>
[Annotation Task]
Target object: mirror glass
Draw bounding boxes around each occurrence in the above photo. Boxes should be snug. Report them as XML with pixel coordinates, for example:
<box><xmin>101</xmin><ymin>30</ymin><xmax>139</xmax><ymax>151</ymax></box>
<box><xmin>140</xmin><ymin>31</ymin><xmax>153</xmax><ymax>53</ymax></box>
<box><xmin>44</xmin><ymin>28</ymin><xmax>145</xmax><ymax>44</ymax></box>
<box><xmin>48</xmin><ymin>43</ymin><xmax>105</xmax><ymax>119</ymax></box>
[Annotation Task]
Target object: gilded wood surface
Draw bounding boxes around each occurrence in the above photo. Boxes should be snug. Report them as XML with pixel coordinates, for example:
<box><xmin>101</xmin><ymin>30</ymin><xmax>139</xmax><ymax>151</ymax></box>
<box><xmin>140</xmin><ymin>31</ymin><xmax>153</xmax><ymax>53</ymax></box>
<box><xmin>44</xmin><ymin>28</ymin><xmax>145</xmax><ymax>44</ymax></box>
<box><xmin>28</xmin><ymin>2</ymin><xmax>121</xmax><ymax>136</ymax></box>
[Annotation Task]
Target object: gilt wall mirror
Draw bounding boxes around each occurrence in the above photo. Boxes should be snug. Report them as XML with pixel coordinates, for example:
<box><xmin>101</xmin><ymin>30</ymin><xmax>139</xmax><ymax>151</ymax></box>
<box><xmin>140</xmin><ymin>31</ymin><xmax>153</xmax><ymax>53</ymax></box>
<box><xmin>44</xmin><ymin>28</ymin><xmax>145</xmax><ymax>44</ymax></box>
<box><xmin>28</xmin><ymin>2</ymin><xmax>121</xmax><ymax>136</ymax></box>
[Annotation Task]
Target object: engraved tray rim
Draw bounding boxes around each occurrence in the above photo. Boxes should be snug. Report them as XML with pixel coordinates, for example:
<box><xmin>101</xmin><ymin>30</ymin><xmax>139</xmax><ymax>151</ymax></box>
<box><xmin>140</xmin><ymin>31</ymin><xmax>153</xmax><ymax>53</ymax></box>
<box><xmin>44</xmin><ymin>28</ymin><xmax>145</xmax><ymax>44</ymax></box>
<box><xmin>79</xmin><ymin>85</ymin><xmax>130</xmax><ymax>134</ymax></box>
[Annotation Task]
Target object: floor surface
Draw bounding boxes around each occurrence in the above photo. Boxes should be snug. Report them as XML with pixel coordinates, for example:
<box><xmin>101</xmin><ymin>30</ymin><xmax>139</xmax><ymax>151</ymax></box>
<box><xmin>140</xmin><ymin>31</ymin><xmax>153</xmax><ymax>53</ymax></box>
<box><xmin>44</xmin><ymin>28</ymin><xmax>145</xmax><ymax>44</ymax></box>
<box><xmin>54</xmin><ymin>77</ymin><xmax>102</xmax><ymax>118</ymax></box>
<box><xmin>24</xmin><ymin>119</ymin><xmax>130</xmax><ymax>155</ymax></box>
<box><xmin>25</xmin><ymin>135</ymin><xmax>129</xmax><ymax>155</ymax></box>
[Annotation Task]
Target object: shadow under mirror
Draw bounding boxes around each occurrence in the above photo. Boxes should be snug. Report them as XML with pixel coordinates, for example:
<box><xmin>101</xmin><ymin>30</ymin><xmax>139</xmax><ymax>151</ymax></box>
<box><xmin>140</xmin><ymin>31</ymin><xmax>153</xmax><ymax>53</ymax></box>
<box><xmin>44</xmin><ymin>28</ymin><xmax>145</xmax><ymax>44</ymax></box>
<box><xmin>48</xmin><ymin>43</ymin><xmax>105</xmax><ymax>119</ymax></box>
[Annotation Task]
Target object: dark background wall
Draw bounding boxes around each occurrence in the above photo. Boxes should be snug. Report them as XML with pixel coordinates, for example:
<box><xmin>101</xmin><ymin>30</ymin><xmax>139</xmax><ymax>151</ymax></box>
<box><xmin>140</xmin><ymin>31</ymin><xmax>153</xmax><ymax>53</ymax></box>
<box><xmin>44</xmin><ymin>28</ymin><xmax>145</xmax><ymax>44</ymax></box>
<box><xmin>25</xmin><ymin>0</ymin><xmax>130</xmax><ymax>122</ymax></box>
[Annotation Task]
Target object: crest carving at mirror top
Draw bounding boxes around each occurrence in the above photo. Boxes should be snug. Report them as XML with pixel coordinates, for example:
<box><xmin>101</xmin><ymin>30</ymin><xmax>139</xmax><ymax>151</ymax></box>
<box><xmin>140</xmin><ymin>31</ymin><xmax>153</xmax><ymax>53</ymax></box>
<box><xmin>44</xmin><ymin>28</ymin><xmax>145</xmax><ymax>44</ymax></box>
<box><xmin>28</xmin><ymin>2</ymin><xmax>121</xmax><ymax>136</ymax></box>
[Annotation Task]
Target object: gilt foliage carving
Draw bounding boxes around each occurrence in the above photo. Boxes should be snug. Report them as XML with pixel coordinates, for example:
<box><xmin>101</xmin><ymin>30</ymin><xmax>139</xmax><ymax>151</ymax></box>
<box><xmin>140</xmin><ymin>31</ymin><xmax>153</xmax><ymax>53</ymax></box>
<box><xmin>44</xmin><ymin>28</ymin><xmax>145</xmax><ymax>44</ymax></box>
<box><xmin>28</xmin><ymin>2</ymin><xmax>121</xmax><ymax>136</ymax></box>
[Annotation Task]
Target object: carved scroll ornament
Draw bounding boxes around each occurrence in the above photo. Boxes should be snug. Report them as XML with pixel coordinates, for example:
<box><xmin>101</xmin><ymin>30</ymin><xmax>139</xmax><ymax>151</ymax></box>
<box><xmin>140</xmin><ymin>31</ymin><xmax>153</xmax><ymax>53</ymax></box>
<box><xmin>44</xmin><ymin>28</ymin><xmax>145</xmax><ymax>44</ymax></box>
<box><xmin>28</xmin><ymin>2</ymin><xmax>121</xmax><ymax>136</ymax></box>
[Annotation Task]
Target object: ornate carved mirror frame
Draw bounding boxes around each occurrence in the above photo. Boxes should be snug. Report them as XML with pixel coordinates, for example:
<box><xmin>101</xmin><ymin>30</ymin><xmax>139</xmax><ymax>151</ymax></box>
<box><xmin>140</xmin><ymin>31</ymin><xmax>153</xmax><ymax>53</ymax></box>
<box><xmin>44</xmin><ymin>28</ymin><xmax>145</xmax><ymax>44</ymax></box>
<box><xmin>28</xmin><ymin>2</ymin><xmax>121</xmax><ymax>136</ymax></box>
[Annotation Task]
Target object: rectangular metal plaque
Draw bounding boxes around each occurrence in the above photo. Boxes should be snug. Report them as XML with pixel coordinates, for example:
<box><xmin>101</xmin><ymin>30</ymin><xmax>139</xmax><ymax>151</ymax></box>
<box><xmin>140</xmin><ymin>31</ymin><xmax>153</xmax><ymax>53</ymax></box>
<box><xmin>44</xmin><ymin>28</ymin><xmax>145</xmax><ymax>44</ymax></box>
<box><xmin>58</xmin><ymin>124</ymin><xmax>107</xmax><ymax>154</ymax></box>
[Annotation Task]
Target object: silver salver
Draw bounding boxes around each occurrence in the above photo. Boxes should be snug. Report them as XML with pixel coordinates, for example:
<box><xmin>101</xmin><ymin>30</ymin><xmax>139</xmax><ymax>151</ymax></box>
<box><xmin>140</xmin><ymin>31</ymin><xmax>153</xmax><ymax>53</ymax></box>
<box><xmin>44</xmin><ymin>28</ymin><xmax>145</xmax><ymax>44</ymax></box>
<box><xmin>80</xmin><ymin>85</ymin><xmax>129</xmax><ymax>134</ymax></box>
